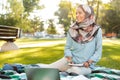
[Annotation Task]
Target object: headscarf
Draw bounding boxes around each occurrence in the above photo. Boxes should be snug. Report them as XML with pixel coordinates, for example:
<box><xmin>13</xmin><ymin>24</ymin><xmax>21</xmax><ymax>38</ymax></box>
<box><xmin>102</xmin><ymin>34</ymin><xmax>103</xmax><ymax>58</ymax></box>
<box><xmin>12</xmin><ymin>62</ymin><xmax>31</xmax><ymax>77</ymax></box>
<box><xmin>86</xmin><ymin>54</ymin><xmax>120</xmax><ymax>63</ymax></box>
<box><xmin>68</xmin><ymin>4</ymin><xmax>99</xmax><ymax>44</ymax></box>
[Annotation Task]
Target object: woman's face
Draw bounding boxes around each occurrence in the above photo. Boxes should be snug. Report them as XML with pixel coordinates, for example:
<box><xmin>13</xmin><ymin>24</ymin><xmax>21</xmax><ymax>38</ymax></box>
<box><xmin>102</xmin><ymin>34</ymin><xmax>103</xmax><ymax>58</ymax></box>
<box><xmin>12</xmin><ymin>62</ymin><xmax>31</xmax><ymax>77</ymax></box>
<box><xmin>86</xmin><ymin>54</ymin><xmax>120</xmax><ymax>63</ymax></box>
<box><xmin>76</xmin><ymin>7</ymin><xmax>86</xmax><ymax>23</ymax></box>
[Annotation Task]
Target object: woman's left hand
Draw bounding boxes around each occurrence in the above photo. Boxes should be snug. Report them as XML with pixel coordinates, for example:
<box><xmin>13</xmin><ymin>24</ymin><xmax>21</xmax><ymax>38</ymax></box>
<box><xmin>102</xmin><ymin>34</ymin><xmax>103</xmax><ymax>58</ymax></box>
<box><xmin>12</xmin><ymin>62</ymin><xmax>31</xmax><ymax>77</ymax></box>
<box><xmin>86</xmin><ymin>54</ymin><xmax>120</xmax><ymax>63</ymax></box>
<box><xmin>83</xmin><ymin>62</ymin><xmax>90</xmax><ymax>67</ymax></box>
<box><xmin>83</xmin><ymin>60</ymin><xmax>93</xmax><ymax>68</ymax></box>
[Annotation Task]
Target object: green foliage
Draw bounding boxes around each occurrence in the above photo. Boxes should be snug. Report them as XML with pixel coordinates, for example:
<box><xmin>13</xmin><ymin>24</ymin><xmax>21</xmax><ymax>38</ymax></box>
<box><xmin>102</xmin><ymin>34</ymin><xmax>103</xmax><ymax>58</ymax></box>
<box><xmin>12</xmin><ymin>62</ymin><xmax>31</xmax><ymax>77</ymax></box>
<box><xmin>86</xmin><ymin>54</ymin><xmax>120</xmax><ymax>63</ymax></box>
<box><xmin>0</xmin><ymin>0</ymin><xmax>44</xmax><ymax>33</ymax></box>
<box><xmin>30</xmin><ymin>17</ymin><xmax>43</xmax><ymax>33</ymax></box>
<box><xmin>39</xmin><ymin>21</ymin><xmax>44</xmax><ymax>32</ymax></box>
<box><xmin>21</xmin><ymin>0</ymin><xmax>44</xmax><ymax>33</ymax></box>
<box><xmin>87</xmin><ymin>0</ymin><xmax>101</xmax><ymax>6</ymax></box>
<box><xmin>99</xmin><ymin>0</ymin><xmax>120</xmax><ymax>36</ymax></box>
<box><xmin>23</xmin><ymin>0</ymin><xmax>43</xmax><ymax>14</ymax></box>
<box><xmin>9</xmin><ymin>0</ymin><xmax>24</xmax><ymax>25</ymax></box>
<box><xmin>0</xmin><ymin>14</ymin><xmax>17</xmax><ymax>26</ymax></box>
<box><xmin>55</xmin><ymin>0</ymin><xmax>72</xmax><ymax>33</ymax></box>
<box><xmin>0</xmin><ymin>0</ymin><xmax>24</xmax><ymax>27</ymax></box>
<box><xmin>46</xmin><ymin>19</ymin><xmax>56</xmax><ymax>34</ymax></box>
<box><xmin>21</xmin><ymin>18</ymin><xmax>31</xmax><ymax>33</ymax></box>
<box><xmin>110</xmin><ymin>0</ymin><xmax>120</xmax><ymax>35</ymax></box>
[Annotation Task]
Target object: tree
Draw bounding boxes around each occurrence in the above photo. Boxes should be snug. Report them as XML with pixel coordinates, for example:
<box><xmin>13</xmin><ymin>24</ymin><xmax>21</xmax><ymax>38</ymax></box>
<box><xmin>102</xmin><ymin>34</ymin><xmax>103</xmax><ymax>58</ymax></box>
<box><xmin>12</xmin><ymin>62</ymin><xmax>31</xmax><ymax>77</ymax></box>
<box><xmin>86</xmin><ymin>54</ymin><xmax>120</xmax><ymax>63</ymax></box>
<box><xmin>86</xmin><ymin>0</ymin><xmax>102</xmax><ymax>23</ymax></box>
<box><xmin>22</xmin><ymin>0</ymin><xmax>44</xmax><ymax>33</ymax></box>
<box><xmin>99</xmin><ymin>0</ymin><xmax>120</xmax><ymax>37</ymax></box>
<box><xmin>0</xmin><ymin>0</ymin><xmax>24</xmax><ymax>27</ymax></box>
<box><xmin>30</xmin><ymin>17</ymin><xmax>43</xmax><ymax>33</ymax></box>
<box><xmin>110</xmin><ymin>0</ymin><xmax>120</xmax><ymax>36</ymax></box>
<box><xmin>55</xmin><ymin>0</ymin><xmax>72</xmax><ymax>34</ymax></box>
<box><xmin>46</xmin><ymin>19</ymin><xmax>56</xmax><ymax>34</ymax></box>
<box><xmin>0</xmin><ymin>0</ymin><xmax>44</xmax><ymax>33</ymax></box>
<box><xmin>39</xmin><ymin>21</ymin><xmax>44</xmax><ymax>32</ymax></box>
<box><xmin>23</xmin><ymin>0</ymin><xmax>44</xmax><ymax>15</ymax></box>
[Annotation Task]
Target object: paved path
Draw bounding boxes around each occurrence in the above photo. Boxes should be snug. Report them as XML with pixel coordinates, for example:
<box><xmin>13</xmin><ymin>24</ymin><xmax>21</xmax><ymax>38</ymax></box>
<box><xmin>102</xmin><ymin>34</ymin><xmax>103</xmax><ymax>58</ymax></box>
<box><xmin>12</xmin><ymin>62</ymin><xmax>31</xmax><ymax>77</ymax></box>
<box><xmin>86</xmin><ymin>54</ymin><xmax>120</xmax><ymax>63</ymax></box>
<box><xmin>18</xmin><ymin>41</ymin><xmax>65</xmax><ymax>48</ymax></box>
<box><xmin>1</xmin><ymin>39</ymin><xmax>119</xmax><ymax>50</ymax></box>
<box><xmin>17</xmin><ymin>39</ymin><xmax>119</xmax><ymax>48</ymax></box>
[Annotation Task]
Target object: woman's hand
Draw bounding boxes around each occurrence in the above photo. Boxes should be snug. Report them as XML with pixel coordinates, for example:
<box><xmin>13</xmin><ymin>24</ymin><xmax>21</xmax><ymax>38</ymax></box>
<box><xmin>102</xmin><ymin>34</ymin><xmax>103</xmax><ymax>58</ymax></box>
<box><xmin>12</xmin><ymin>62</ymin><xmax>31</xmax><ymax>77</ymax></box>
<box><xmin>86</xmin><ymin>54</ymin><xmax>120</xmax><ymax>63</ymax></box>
<box><xmin>83</xmin><ymin>60</ymin><xmax>93</xmax><ymax>68</ymax></box>
<box><xmin>66</xmin><ymin>56</ymin><xmax>73</xmax><ymax>63</ymax></box>
<box><xmin>83</xmin><ymin>61</ymin><xmax>90</xmax><ymax>67</ymax></box>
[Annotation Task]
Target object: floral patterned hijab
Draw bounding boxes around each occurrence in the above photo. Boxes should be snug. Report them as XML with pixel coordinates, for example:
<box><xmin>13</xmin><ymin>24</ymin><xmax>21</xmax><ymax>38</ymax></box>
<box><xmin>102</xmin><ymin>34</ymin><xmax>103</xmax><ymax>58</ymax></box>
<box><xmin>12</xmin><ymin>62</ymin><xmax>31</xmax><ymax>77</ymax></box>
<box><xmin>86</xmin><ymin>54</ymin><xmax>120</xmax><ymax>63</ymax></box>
<box><xmin>68</xmin><ymin>5</ymin><xmax>99</xmax><ymax>44</ymax></box>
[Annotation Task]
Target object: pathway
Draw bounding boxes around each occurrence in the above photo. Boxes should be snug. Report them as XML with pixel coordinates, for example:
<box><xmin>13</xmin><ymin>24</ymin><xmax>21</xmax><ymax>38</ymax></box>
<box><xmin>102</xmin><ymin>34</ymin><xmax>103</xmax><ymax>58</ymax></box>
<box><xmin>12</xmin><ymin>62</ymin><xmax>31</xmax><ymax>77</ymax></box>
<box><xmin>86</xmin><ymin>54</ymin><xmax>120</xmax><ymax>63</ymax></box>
<box><xmin>18</xmin><ymin>41</ymin><xmax>65</xmax><ymax>48</ymax></box>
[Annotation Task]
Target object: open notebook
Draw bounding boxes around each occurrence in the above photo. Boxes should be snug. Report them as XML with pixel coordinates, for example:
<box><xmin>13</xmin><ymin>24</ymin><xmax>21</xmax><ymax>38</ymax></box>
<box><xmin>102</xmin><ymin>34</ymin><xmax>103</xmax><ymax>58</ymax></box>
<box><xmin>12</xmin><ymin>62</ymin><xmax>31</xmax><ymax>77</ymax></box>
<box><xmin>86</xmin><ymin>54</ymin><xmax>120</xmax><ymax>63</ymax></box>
<box><xmin>25</xmin><ymin>68</ymin><xmax>60</xmax><ymax>80</ymax></box>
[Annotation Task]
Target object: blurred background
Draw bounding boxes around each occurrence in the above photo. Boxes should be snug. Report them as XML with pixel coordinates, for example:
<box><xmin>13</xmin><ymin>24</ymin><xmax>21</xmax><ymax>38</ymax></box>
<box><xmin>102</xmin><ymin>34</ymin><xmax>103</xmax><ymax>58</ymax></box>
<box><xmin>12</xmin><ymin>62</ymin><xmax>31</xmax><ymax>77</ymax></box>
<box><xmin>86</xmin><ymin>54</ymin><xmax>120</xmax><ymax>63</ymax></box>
<box><xmin>0</xmin><ymin>0</ymin><xmax>119</xmax><ymax>38</ymax></box>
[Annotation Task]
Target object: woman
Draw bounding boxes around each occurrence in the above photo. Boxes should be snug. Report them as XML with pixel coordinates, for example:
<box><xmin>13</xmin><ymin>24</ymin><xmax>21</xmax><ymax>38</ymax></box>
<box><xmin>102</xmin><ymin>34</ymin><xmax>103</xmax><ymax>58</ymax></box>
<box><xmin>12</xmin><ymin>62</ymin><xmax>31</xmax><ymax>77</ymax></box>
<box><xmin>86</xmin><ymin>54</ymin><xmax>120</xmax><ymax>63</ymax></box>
<box><xmin>48</xmin><ymin>4</ymin><xmax>102</xmax><ymax>75</ymax></box>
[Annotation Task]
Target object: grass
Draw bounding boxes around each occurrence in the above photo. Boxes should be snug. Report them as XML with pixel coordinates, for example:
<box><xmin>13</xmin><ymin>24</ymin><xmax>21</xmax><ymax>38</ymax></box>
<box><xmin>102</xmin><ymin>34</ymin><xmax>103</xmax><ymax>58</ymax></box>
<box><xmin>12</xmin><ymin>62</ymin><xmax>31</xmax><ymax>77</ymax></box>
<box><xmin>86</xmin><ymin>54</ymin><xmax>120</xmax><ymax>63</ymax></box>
<box><xmin>97</xmin><ymin>38</ymin><xmax>120</xmax><ymax>69</ymax></box>
<box><xmin>0</xmin><ymin>38</ymin><xmax>65</xmax><ymax>67</ymax></box>
<box><xmin>0</xmin><ymin>38</ymin><xmax>120</xmax><ymax>70</ymax></box>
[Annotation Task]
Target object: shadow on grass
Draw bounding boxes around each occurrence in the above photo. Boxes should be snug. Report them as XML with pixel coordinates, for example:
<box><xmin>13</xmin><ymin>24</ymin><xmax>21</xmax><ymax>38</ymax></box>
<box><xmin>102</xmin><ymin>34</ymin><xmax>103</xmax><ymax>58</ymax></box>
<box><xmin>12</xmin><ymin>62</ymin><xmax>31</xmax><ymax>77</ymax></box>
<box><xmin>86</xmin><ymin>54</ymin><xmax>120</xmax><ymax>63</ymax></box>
<box><xmin>0</xmin><ymin>40</ymin><xmax>120</xmax><ymax>70</ymax></box>
<box><xmin>0</xmin><ymin>44</ymin><xmax>65</xmax><ymax>67</ymax></box>
<box><xmin>98</xmin><ymin>44</ymin><xmax>120</xmax><ymax>70</ymax></box>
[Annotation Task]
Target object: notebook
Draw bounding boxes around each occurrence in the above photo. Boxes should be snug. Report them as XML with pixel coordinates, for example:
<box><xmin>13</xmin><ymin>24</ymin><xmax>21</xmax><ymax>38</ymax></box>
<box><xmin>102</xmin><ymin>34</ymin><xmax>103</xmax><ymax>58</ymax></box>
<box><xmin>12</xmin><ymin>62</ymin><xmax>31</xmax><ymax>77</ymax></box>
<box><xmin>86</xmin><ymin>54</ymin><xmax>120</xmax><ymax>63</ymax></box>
<box><xmin>68</xmin><ymin>63</ymin><xmax>83</xmax><ymax>67</ymax></box>
<box><xmin>25</xmin><ymin>68</ymin><xmax>60</xmax><ymax>80</ymax></box>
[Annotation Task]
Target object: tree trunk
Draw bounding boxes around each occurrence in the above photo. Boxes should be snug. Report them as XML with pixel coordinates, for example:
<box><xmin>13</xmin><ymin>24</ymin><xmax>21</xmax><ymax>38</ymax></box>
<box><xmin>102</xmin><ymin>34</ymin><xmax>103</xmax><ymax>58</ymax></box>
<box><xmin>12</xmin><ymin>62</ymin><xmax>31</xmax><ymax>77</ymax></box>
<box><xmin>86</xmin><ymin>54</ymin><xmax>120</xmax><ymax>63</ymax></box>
<box><xmin>95</xmin><ymin>0</ymin><xmax>100</xmax><ymax>23</ymax></box>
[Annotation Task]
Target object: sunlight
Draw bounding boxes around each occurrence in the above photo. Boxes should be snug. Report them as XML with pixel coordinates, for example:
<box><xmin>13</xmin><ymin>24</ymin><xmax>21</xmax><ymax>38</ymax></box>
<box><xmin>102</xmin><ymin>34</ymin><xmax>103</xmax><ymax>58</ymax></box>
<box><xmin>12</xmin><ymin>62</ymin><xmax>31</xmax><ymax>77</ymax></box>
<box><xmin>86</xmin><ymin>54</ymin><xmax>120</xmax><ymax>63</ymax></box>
<box><xmin>36</xmin><ymin>0</ymin><xmax>111</xmax><ymax>21</ymax></box>
<box><xmin>101</xmin><ymin>0</ymin><xmax>111</xmax><ymax>3</ymax></box>
<box><xmin>111</xmin><ymin>55</ymin><xmax>120</xmax><ymax>60</ymax></box>
<box><xmin>1</xmin><ymin>50</ymin><xmax>21</xmax><ymax>58</ymax></box>
<box><xmin>8</xmin><ymin>57</ymin><xmax>22</xmax><ymax>62</ymax></box>
<box><xmin>0</xmin><ymin>0</ymin><xmax>111</xmax><ymax>20</ymax></box>
<box><xmin>32</xmin><ymin>0</ymin><xmax>61</xmax><ymax>21</ymax></box>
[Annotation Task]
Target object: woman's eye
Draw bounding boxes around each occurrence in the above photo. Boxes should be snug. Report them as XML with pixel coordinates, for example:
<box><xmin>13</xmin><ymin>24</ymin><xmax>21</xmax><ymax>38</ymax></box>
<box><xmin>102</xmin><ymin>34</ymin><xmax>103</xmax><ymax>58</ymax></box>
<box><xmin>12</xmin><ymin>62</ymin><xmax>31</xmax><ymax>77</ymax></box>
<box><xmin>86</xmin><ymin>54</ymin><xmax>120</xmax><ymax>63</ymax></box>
<box><xmin>79</xmin><ymin>11</ymin><xmax>82</xmax><ymax>14</ymax></box>
<box><xmin>76</xmin><ymin>12</ymin><xmax>81</xmax><ymax>15</ymax></box>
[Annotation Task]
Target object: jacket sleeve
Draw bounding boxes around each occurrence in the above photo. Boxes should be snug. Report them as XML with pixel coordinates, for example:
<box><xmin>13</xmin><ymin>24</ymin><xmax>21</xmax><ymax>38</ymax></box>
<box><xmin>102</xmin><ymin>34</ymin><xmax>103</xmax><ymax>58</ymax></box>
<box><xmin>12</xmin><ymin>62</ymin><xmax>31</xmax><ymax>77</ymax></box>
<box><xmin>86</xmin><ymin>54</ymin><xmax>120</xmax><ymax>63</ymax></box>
<box><xmin>89</xmin><ymin>28</ymin><xmax>102</xmax><ymax>62</ymax></box>
<box><xmin>64</xmin><ymin>32</ymin><xmax>73</xmax><ymax>57</ymax></box>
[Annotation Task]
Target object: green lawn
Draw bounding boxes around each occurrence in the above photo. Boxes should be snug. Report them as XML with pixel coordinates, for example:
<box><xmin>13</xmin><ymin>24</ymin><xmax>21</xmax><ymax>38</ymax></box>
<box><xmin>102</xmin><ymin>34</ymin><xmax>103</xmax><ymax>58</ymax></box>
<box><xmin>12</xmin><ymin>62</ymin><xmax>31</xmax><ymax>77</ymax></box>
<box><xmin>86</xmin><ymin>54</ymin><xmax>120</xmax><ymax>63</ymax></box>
<box><xmin>97</xmin><ymin>39</ymin><xmax>120</xmax><ymax>69</ymax></box>
<box><xmin>0</xmin><ymin>38</ymin><xmax>120</xmax><ymax>70</ymax></box>
<box><xmin>0</xmin><ymin>38</ymin><xmax>65</xmax><ymax>67</ymax></box>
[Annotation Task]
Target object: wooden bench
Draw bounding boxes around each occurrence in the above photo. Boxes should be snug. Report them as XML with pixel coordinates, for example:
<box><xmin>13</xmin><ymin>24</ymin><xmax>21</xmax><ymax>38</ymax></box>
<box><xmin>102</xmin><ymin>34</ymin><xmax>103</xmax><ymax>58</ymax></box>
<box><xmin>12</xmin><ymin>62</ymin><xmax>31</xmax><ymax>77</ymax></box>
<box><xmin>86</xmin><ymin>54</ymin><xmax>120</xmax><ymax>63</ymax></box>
<box><xmin>0</xmin><ymin>25</ymin><xmax>21</xmax><ymax>52</ymax></box>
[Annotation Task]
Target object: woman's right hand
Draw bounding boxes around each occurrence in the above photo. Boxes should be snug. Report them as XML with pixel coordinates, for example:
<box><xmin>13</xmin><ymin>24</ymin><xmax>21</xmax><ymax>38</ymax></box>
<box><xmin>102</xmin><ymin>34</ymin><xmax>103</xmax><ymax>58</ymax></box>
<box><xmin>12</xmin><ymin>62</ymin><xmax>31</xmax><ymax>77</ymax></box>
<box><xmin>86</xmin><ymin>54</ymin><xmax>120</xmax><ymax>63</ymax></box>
<box><xmin>66</xmin><ymin>56</ymin><xmax>73</xmax><ymax>63</ymax></box>
<box><xmin>83</xmin><ymin>61</ymin><xmax>90</xmax><ymax>68</ymax></box>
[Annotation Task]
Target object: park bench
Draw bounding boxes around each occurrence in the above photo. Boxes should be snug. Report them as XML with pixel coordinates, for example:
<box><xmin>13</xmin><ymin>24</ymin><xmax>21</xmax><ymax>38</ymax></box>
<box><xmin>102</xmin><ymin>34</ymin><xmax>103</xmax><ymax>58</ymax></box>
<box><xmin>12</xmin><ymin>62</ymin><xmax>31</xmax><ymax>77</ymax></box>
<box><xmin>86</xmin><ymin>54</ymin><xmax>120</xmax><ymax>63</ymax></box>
<box><xmin>0</xmin><ymin>25</ymin><xmax>21</xmax><ymax>51</ymax></box>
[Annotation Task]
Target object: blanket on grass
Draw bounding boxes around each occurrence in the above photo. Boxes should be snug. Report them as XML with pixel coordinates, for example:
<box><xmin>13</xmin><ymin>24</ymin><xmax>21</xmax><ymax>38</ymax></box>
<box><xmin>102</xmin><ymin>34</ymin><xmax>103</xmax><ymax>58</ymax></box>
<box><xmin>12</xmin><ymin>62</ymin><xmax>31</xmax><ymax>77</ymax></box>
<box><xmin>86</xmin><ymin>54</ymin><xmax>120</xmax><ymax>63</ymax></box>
<box><xmin>0</xmin><ymin>64</ymin><xmax>120</xmax><ymax>80</ymax></box>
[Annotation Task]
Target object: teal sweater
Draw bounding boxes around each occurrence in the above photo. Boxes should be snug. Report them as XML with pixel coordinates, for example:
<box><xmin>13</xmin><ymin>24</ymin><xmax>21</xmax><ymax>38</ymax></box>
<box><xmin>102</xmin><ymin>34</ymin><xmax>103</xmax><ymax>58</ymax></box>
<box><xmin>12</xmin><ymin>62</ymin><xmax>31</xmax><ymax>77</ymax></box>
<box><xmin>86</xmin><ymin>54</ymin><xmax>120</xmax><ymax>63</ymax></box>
<box><xmin>64</xmin><ymin>28</ymin><xmax>102</xmax><ymax>69</ymax></box>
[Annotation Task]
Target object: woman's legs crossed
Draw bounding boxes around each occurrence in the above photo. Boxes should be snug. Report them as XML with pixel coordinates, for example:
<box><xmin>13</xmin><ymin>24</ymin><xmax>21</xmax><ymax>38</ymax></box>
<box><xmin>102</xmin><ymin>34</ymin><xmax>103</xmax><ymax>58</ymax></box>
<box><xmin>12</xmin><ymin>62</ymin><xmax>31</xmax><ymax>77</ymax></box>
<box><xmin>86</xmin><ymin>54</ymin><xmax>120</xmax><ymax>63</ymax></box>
<box><xmin>39</xmin><ymin>57</ymin><xmax>91</xmax><ymax>75</ymax></box>
<box><xmin>48</xmin><ymin>57</ymin><xmax>71</xmax><ymax>71</ymax></box>
<box><xmin>66</xmin><ymin>67</ymin><xmax>91</xmax><ymax>75</ymax></box>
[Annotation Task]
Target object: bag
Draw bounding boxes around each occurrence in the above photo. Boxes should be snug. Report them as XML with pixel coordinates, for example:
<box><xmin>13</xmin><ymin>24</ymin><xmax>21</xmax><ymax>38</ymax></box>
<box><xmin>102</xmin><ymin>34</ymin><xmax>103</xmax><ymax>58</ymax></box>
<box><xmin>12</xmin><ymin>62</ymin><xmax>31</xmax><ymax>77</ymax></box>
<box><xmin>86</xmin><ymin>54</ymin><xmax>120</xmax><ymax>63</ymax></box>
<box><xmin>2</xmin><ymin>63</ymin><xmax>25</xmax><ymax>73</ymax></box>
